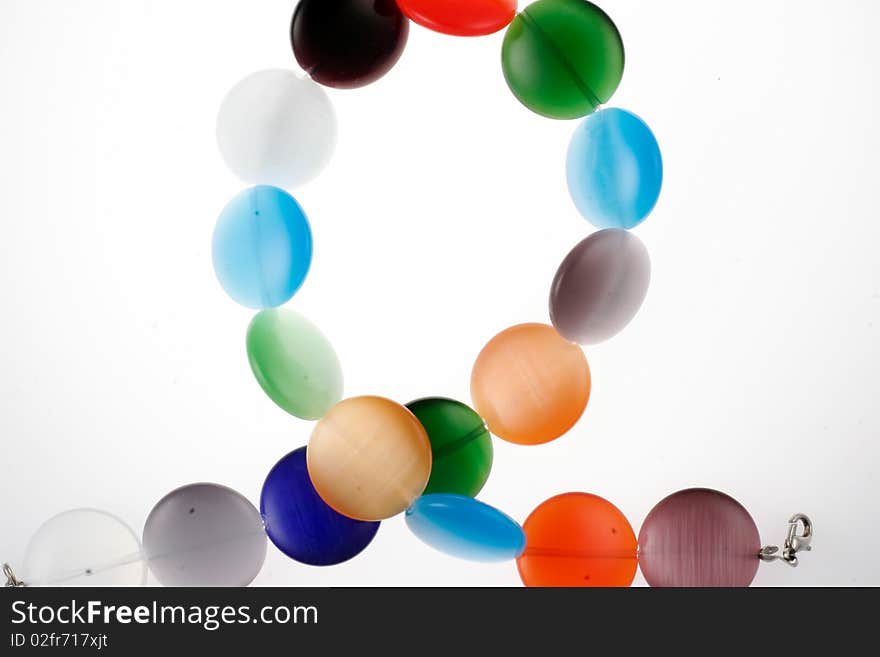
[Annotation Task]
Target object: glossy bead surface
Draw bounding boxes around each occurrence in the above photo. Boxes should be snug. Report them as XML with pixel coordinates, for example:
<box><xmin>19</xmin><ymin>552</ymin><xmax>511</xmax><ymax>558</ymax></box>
<box><xmin>405</xmin><ymin>397</ymin><xmax>492</xmax><ymax>497</ymax></box>
<box><xmin>470</xmin><ymin>323</ymin><xmax>590</xmax><ymax>445</ymax></box>
<box><xmin>307</xmin><ymin>396</ymin><xmax>432</xmax><ymax>521</ymax></box>
<box><xmin>517</xmin><ymin>493</ymin><xmax>637</xmax><ymax>587</ymax></box>
<box><xmin>567</xmin><ymin>108</ymin><xmax>663</xmax><ymax>229</ymax></box>
<box><xmin>261</xmin><ymin>447</ymin><xmax>380</xmax><ymax>566</ymax></box>
<box><xmin>143</xmin><ymin>483</ymin><xmax>267</xmax><ymax>587</ymax></box>
<box><xmin>397</xmin><ymin>0</ymin><xmax>517</xmax><ymax>36</ymax></box>
<box><xmin>502</xmin><ymin>0</ymin><xmax>624</xmax><ymax>119</ymax></box>
<box><xmin>216</xmin><ymin>69</ymin><xmax>336</xmax><ymax>188</ymax></box>
<box><xmin>291</xmin><ymin>0</ymin><xmax>409</xmax><ymax>89</ymax></box>
<box><xmin>212</xmin><ymin>186</ymin><xmax>312</xmax><ymax>309</ymax></box>
<box><xmin>22</xmin><ymin>509</ymin><xmax>146</xmax><ymax>586</ymax></box>
<box><xmin>550</xmin><ymin>229</ymin><xmax>651</xmax><ymax>344</ymax></box>
<box><xmin>638</xmin><ymin>488</ymin><xmax>761</xmax><ymax>587</ymax></box>
<box><xmin>406</xmin><ymin>494</ymin><xmax>525</xmax><ymax>562</ymax></box>
<box><xmin>246</xmin><ymin>309</ymin><xmax>343</xmax><ymax>420</ymax></box>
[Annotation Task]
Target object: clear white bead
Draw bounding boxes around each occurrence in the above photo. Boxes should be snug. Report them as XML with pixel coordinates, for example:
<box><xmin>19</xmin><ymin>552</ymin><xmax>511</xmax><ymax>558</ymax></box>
<box><xmin>22</xmin><ymin>509</ymin><xmax>146</xmax><ymax>586</ymax></box>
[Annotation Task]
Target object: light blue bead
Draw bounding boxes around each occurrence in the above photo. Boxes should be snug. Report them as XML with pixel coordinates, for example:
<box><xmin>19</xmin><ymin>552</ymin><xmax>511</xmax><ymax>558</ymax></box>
<box><xmin>566</xmin><ymin>107</ymin><xmax>663</xmax><ymax>230</ymax></box>
<box><xmin>405</xmin><ymin>494</ymin><xmax>526</xmax><ymax>562</ymax></box>
<box><xmin>212</xmin><ymin>185</ymin><xmax>313</xmax><ymax>308</ymax></box>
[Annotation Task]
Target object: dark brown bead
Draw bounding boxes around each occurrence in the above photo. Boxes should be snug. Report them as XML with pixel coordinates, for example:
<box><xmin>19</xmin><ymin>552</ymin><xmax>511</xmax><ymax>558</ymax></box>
<box><xmin>291</xmin><ymin>0</ymin><xmax>409</xmax><ymax>89</ymax></box>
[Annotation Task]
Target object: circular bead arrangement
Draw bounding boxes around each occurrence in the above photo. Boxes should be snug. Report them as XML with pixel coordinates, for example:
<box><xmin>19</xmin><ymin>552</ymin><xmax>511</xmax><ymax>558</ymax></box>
<box><xmin>13</xmin><ymin>1</ymin><xmax>802</xmax><ymax>589</ymax></box>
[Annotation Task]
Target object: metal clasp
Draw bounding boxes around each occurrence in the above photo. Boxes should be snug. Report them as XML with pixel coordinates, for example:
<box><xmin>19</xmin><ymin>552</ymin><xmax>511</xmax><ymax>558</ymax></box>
<box><xmin>759</xmin><ymin>514</ymin><xmax>813</xmax><ymax>567</ymax></box>
<box><xmin>3</xmin><ymin>563</ymin><xmax>25</xmax><ymax>587</ymax></box>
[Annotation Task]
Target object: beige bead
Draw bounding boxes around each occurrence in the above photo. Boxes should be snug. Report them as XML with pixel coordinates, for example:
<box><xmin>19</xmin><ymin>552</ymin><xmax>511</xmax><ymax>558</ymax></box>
<box><xmin>307</xmin><ymin>396</ymin><xmax>432</xmax><ymax>521</ymax></box>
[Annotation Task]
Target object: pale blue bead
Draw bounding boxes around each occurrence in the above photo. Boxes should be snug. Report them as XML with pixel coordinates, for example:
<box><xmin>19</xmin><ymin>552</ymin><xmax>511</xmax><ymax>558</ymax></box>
<box><xmin>566</xmin><ymin>108</ymin><xmax>663</xmax><ymax>230</ymax></box>
<box><xmin>405</xmin><ymin>494</ymin><xmax>526</xmax><ymax>562</ymax></box>
<box><xmin>212</xmin><ymin>185</ymin><xmax>313</xmax><ymax>309</ymax></box>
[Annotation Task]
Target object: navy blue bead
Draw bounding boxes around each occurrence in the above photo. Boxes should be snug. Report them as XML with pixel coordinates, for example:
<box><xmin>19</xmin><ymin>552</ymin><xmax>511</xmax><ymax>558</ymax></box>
<box><xmin>261</xmin><ymin>447</ymin><xmax>380</xmax><ymax>566</ymax></box>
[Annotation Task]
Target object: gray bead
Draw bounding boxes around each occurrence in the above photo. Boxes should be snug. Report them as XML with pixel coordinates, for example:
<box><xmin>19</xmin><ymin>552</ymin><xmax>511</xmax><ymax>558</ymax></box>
<box><xmin>550</xmin><ymin>229</ymin><xmax>651</xmax><ymax>344</ymax></box>
<box><xmin>143</xmin><ymin>483</ymin><xmax>266</xmax><ymax>587</ymax></box>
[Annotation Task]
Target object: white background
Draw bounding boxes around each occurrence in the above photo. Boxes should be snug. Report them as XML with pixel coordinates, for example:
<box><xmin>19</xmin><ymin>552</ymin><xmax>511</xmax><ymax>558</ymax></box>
<box><xmin>1</xmin><ymin>0</ymin><xmax>877</xmax><ymax>586</ymax></box>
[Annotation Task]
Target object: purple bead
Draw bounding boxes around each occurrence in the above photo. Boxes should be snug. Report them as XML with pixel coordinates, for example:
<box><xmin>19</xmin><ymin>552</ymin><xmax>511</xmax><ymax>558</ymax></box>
<box><xmin>638</xmin><ymin>488</ymin><xmax>761</xmax><ymax>587</ymax></box>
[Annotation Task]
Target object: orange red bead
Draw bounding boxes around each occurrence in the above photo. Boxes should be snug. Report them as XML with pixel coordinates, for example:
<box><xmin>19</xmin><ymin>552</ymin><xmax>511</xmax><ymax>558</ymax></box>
<box><xmin>517</xmin><ymin>492</ymin><xmax>638</xmax><ymax>587</ymax></box>
<box><xmin>396</xmin><ymin>0</ymin><xmax>517</xmax><ymax>37</ymax></box>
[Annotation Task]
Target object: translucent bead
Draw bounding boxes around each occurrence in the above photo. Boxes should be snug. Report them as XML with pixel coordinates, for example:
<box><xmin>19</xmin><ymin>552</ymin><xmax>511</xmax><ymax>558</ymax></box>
<box><xmin>567</xmin><ymin>108</ymin><xmax>663</xmax><ymax>229</ymax></box>
<box><xmin>397</xmin><ymin>0</ymin><xmax>517</xmax><ymax>37</ymax></box>
<box><xmin>261</xmin><ymin>447</ymin><xmax>380</xmax><ymax>566</ymax></box>
<box><xmin>470</xmin><ymin>323</ymin><xmax>590</xmax><ymax>445</ymax></box>
<box><xmin>405</xmin><ymin>397</ymin><xmax>493</xmax><ymax>497</ymax></box>
<box><xmin>246</xmin><ymin>308</ymin><xmax>343</xmax><ymax>420</ymax></box>
<box><xmin>307</xmin><ymin>396</ymin><xmax>432</xmax><ymax>521</ymax></box>
<box><xmin>501</xmin><ymin>0</ymin><xmax>624</xmax><ymax>119</ymax></box>
<box><xmin>143</xmin><ymin>483</ymin><xmax>267</xmax><ymax>587</ymax></box>
<box><xmin>216</xmin><ymin>69</ymin><xmax>337</xmax><ymax>188</ymax></box>
<box><xmin>22</xmin><ymin>509</ymin><xmax>145</xmax><ymax>586</ymax></box>
<box><xmin>550</xmin><ymin>229</ymin><xmax>651</xmax><ymax>344</ymax></box>
<box><xmin>517</xmin><ymin>493</ymin><xmax>638</xmax><ymax>587</ymax></box>
<box><xmin>291</xmin><ymin>0</ymin><xmax>409</xmax><ymax>89</ymax></box>
<box><xmin>638</xmin><ymin>488</ymin><xmax>761</xmax><ymax>587</ymax></box>
<box><xmin>406</xmin><ymin>494</ymin><xmax>525</xmax><ymax>562</ymax></box>
<box><xmin>212</xmin><ymin>186</ymin><xmax>313</xmax><ymax>309</ymax></box>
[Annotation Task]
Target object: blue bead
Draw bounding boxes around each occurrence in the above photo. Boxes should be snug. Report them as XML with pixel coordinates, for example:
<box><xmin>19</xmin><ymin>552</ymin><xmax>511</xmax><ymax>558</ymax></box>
<box><xmin>212</xmin><ymin>185</ymin><xmax>313</xmax><ymax>308</ymax></box>
<box><xmin>260</xmin><ymin>447</ymin><xmax>380</xmax><ymax>566</ymax></box>
<box><xmin>566</xmin><ymin>108</ymin><xmax>663</xmax><ymax>230</ymax></box>
<box><xmin>405</xmin><ymin>494</ymin><xmax>525</xmax><ymax>562</ymax></box>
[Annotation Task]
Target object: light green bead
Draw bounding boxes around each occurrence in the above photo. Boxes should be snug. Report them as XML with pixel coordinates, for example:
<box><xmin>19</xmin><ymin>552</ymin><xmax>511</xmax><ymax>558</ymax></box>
<box><xmin>246</xmin><ymin>308</ymin><xmax>343</xmax><ymax>420</ymax></box>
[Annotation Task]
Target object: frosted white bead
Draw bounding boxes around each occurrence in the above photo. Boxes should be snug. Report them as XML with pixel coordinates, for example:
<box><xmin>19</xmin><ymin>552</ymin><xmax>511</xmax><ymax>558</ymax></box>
<box><xmin>216</xmin><ymin>69</ymin><xmax>337</xmax><ymax>189</ymax></box>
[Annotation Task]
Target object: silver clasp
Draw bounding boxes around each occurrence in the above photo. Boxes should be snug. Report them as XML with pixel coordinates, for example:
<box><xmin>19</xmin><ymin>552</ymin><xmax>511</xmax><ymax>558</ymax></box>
<box><xmin>3</xmin><ymin>563</ymin><xmax>25</xmax><ymax>587</ymax></box>
<box><xmin>759</xmin><ymin>513</ymin><xmax>812</xmax><ymax>567</ymax></box>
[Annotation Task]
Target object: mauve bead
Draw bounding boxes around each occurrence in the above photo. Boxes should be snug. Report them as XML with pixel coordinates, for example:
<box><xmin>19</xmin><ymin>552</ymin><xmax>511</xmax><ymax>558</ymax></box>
<box><xmin>638</xmin><ymin>488</ymin><xmax>761</xmax><ymax>587</ymax></box>
<box><xmin>549</xmin><ymin>229</ymin><xmax>651</xmax><ymax>345</ymax></box>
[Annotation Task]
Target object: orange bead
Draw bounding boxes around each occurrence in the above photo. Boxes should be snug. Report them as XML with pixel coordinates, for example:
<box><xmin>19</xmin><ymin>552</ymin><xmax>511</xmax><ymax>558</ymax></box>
<box><xmin>307</xmin><ymin>396</ymin><xmax>432</xmax><ymax>521</ymax></box>
<box><xmin>470</xmin><ymin>323</ymin><xmax>590</xmax><ymax>445</ymax></box>
<box><xmin>517</xmin><ymin>493</ymin><xmax>638</xmax><ymax>587</ymax></box>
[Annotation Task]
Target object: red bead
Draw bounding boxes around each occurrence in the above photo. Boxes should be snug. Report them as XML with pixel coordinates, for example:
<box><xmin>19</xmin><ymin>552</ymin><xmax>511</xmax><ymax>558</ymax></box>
<box><xmin>397</xmin><ymin>0</ymin><xmax>517</xmax><ymax>37</ymax></box>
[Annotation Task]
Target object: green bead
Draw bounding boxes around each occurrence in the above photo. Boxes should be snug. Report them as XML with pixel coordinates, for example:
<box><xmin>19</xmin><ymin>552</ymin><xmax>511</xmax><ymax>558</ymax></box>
<box><xmin>501</xmin><ymin>0</ymin><xmax>624</xmax><ymax>120</ymax></box>
<box><xmin>246</xmin><ymin>308</ymin><xmax>343</xmax><ymax>420</ymax></box>
<box><xmin>406</xmin><ymin>397</ymin><xmax>493</xmax><ymax>497</ymax></box>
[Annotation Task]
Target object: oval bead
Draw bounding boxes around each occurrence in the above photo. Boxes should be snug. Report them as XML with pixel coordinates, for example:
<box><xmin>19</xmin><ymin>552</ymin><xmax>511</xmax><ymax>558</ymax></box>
<box><xmin>567</xmin><ymin>107</ymin><xmax>663</xmax><ymax>229</ymax></box>
<box><xmin>261</xmin><ymin>447</ymin><xmax>380</xmax><ymax>566</ymax></box>
<box><xmin>550</xmin><ymin>229</ymin><xmax>651</xmax><ymax>345</ymax></box>
<box><xmin>470</xmin><ymin>323</ymin><xmax>590</xmax><ymax>445</ymax></box>
<box><xmin>212</xmin><ymin>186</ymin><xmax>313</xmax><ymax>309</ymax></box>
<box><xmin>143</xmin><ymin>483</ymin><xmax>267</xmax><ymax>587</ymax></box>
<box><xmin>307</xmin><ymin>396</ymin><xmax>432</xmax><ymax>521</ymax></box>
<box><xmin>216</xmin><ymin>69</ymin><xmax>336</xmax><ymax>188</ymax></box>
<box><xmin>291</xmin><ymin>0</ymin><xmax>409</xmax><ymax>89</ymax></box>
<box><xmin>246</xmin><ymin>309</ymin><xmax>343</xmax><ymax>421</ymax></box>
<box><xmin>638</xmin><ymin>488</ymin><xmax>761</xmax><ymax>587</ymax></box>
<box><xmin>397</xmin><ymin>0</ymin><xmax>517</xmax><ymax>37</ymax></box>
<box><xmin>517</xmin><ymin>492</ymin><xmax>638</xmax><ymax>587</ymax></box>
<box><xmin>406</xmin><ymin>494</ymin><xmax>525</xmax><ymax>562</ymax></box>
<box><xmin>501</xmin><ymin>0</ymin><xmax>624</xmax><ymax>119</ymax></box>
<box><xmin>23</xmin><ymin>509</ymin><xmax>146</xmax><ymax>586</ymax></box>
<box><xmin>406</xmin><ymin>397</ymin><xmax>493</xmax><ymax>497</ymax></box>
